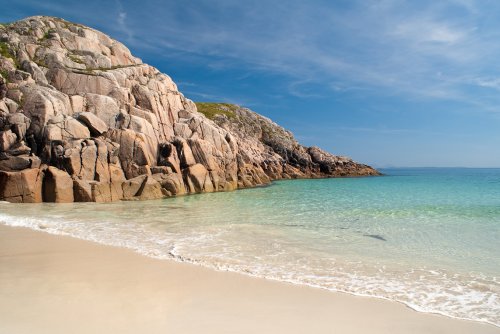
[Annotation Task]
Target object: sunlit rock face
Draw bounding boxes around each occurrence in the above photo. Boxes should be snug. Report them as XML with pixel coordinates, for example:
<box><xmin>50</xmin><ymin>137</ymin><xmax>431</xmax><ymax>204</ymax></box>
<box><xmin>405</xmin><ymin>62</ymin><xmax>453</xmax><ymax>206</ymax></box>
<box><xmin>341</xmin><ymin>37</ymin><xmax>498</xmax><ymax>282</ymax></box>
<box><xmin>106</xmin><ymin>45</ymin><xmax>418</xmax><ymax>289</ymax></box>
<box><xmin>0</xmin><ymin>16</ymin><xmax>379</xmax><ymax>203</ymax></box>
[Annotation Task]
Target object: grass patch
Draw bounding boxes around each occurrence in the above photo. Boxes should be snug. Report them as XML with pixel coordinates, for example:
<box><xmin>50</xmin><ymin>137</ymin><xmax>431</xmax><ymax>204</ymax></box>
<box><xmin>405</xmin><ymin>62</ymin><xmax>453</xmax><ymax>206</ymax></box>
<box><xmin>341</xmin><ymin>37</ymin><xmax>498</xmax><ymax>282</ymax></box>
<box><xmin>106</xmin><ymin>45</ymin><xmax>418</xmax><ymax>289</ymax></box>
<box><xmin>75</xmin><ymin>64</ymin><xmax>140</xmax><ymax>72</ymax></box>
<box><xmin>0</xmin><ymin>42</ymin><xmax>19</xmax><ymax>68</ymax></box>
<box><xmin>96</xmin><ymin>64</ymin><xmax>137</xmax><ymax>71</ymax></box>
<box><xmin>53</xmin><ymin>17</ymin><xmax>85</xmax><ymax>30</ymax></box>
<box><xmin>33</xmin><ymin>57</ymin><xmax>47</xmax><ymax>68</ymax></box>
<box><xmin>40</xmin><ymin>32</ymin><xmax>50</xmax><ymax>41</ymax></box>
<box><xmin>83</xmin><ymin>68</ymin><xmax>95</xmax><ymax>74</ymax></box>
<box><xmin>0</xmin><ymin>69</ymin><xmax>9</xmax><ymax>83</ymax></box>
<box><xmin>39</xmin><ymin>28</ymin><xmax>56</xmax><ymax>42</ymax></box>
<box><xmin>60</xmin><ymin>21</ymin><xmax>71</xmax><ymax>30</ymax></box>
<box><xmin>0</xmin><ymin>42</ymin><xmax>13</xmax><ymax>59</ymax></box>
<box><xmin>68</xmin><ymin>64</ymin><xmax>140</xmax><ymax>76</ymax></box>
<box><xmin>195</xmin><ymin>102</ymin><xmax>238</xmax><ymax>120</ymax></box>
<box><xmin>68</xmin><ymin>54</ymin><xmax>84</xmax><ymax>64</ymax></box>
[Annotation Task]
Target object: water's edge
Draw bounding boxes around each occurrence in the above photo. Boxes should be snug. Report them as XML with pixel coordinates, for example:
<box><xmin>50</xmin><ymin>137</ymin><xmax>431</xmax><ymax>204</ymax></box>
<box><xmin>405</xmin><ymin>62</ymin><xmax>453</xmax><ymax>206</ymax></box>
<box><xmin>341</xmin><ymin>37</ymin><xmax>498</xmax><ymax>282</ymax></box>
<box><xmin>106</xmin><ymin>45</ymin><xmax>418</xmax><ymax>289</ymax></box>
<box><xmin>1</xmin><ymin>220</ymin><xmax>498</xmax><ymax>329</ymax></box>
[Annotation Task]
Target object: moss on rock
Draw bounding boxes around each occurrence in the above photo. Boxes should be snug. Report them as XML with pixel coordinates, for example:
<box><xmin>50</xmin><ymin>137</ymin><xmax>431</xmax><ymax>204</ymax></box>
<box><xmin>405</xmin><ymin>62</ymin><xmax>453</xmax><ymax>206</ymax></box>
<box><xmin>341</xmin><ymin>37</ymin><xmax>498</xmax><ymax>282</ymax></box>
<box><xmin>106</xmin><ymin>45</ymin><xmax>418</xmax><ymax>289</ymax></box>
<box><xmin>195</xmin><ymin>102</ymin><xmax>237</xmax><ymax>120</ymax></box>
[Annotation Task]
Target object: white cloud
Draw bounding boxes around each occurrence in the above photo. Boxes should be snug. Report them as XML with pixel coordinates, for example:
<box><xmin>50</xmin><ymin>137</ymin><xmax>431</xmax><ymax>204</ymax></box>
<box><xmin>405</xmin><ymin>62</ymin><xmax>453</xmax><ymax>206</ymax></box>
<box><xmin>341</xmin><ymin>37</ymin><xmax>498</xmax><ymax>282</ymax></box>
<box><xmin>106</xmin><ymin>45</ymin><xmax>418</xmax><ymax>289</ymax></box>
<box><xmin>475</xmin><ymin>77</ymin><xmax>500</xmax><ymax>90</ymax></box>
<box><xmin>115</xmin><ymin>0</ymin><xmax>133</xmax><ymax>42</ymax></box>
<box><xmin>118</xmin><ymin>12</ymin><xmax>126</xmax><ymax>26</ymax></box>
<box><xmin>41</xmin><ymin>0</ymin><xmax>500</xmax><ymax>113</ymax></box>
<box><xmin>393</xmin><ymin>20</ymin><xmax>466</xmax><ymax>44</ymax></box>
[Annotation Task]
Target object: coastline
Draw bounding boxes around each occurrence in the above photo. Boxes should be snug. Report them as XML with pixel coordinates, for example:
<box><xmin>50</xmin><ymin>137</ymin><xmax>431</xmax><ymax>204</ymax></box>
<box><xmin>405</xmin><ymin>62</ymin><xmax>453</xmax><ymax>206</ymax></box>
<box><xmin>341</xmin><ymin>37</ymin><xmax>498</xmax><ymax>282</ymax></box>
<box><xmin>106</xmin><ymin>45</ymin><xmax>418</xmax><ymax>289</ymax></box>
<box><xmin>1</xmin><ymin>224</ymin><xmax>498</xmax><ymax>334</ymax></box>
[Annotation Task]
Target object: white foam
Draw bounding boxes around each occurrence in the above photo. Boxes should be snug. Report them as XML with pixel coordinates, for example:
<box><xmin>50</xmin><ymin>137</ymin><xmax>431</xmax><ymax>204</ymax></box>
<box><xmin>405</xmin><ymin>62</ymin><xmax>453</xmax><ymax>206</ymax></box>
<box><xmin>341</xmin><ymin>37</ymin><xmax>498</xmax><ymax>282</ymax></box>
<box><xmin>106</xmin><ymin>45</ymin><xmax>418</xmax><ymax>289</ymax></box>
<box><xmin>0</xmin><ymin>211</ymin><xmax>498</xmax><ymax>328</ymax></box>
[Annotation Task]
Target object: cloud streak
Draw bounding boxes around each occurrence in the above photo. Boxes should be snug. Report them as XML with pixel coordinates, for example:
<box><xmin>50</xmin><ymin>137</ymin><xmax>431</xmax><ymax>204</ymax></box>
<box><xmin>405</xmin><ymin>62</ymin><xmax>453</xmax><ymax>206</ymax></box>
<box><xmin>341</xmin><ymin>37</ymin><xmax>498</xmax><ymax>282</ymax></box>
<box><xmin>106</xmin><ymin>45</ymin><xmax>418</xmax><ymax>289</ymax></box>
<box><xmin>4</xmin><ymin>0</ymin><xmax>500</xmax><ymax>112</ymax></box>
<box><xmin>115</xmin><ymin>0</ymin><xmax>133</xmax><ymax>42</ymax></box>
<box><xmin>84</xmin><ymin>0</ymin><xmax>497</xmax><ymax>112</ymax></box>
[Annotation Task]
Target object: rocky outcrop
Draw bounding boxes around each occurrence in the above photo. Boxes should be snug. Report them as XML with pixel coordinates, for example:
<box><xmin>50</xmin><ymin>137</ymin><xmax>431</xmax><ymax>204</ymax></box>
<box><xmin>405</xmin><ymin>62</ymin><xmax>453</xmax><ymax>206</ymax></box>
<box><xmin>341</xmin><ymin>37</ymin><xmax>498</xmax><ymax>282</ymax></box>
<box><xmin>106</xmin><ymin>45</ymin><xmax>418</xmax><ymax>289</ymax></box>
<box><xmin>0</xmin><ymin>16</ymin><xmax>379</xmax><ymax>203</ymax></box>
<box><xmin>42</xmin><ymin>166</ymin><xmax>73</xmax><ymax>202</ymax></box>
<box><xmin>197</xmin><ymin>103</ymin><xmax>380</xmax><ymax>182</ymax></box>
<box><xmin>0</xmin><ymin>168</ymin><xmax>43</xmax><ymax>203</ymax></box>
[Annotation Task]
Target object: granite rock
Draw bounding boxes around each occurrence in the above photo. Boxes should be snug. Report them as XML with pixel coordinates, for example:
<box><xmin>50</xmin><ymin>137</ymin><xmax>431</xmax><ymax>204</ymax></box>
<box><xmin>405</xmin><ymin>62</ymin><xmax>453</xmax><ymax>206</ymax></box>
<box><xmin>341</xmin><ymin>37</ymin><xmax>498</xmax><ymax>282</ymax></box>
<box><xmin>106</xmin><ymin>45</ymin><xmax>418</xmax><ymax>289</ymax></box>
<box><xmin>0</xmin><ymin>16</ymin><xmax>379</xmax><ymax>203</ymax></box>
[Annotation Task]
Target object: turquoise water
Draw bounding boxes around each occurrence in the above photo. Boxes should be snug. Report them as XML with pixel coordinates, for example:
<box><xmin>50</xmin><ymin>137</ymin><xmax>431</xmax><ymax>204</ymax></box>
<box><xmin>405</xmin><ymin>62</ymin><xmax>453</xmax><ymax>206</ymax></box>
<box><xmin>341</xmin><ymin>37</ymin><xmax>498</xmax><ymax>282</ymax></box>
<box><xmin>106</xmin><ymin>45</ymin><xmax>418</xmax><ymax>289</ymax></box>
<box><xmin>1</xmin><ymin>168</ymin><xmax>499</xmax><ymax>326</ymax></box>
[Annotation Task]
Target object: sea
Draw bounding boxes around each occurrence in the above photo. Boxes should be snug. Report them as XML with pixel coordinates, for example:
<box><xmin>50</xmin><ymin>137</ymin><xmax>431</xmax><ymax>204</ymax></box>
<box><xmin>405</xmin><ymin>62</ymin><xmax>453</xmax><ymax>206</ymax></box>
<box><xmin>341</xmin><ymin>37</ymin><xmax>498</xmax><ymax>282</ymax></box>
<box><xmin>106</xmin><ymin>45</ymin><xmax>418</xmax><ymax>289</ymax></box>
<box><xmin>1</xmin><ymin>168</ymin><xmax>499</xmax><ymax>326</ymax></box>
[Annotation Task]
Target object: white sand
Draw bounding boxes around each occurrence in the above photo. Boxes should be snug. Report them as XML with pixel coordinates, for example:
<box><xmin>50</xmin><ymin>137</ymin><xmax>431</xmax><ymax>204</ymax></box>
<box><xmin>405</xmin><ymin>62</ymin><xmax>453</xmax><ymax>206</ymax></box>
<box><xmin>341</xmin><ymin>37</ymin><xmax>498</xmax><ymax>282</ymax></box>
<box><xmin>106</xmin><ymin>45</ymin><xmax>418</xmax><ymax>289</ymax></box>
<box><xmin>0</xmin><ymin>224</ymin><xmax>498</xmax><ymax>334</ymax></box>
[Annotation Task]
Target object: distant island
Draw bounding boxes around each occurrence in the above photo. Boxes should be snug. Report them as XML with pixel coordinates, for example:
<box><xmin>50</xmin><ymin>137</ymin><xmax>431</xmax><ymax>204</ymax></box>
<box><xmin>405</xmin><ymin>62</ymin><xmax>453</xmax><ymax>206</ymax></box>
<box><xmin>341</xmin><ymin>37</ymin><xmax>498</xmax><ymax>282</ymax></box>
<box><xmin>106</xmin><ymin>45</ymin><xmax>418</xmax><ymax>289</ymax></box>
<box><xmin>0</xmin><ymin>16</ymin><xmax>378</xmax><ymax>203</ymax></box>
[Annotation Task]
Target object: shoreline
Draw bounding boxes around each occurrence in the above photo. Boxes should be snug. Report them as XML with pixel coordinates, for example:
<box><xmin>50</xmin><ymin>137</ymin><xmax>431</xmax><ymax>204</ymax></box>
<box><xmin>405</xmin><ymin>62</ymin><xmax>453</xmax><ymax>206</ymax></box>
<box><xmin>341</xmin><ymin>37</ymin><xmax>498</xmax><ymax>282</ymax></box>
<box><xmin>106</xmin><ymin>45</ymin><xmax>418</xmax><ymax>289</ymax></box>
<box><xmin>1</xmin><ymin>224</ymin><xmax>498</xmax><ymax>334</ymax></box>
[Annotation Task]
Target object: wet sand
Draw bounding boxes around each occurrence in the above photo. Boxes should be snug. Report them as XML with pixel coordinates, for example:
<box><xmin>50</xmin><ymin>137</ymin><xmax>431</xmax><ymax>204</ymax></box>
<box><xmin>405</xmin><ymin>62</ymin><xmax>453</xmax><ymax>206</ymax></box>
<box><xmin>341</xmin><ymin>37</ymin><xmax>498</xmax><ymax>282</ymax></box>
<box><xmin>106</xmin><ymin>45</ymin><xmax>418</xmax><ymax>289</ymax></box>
<box><xmin>0</xmin><ymin>224</ymin><xmax>498</xmax><ymax>334</ymax></box>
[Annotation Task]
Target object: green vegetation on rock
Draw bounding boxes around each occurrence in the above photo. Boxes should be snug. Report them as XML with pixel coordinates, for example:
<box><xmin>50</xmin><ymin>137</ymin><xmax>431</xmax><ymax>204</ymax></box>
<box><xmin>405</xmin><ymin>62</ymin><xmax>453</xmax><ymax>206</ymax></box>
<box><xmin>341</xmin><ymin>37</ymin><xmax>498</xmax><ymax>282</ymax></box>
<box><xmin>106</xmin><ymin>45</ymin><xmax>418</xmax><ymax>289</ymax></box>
<box><xmin>39</xmin><ymin>32</ymin><xmax>50</xmax><ymax>42</ymax></box>
<box><xmin>68</xmin><ymin>54</ymin><xmax>84</xmax><ymax>64</ymax></box>
<box><xmin>39</xmin><ymin>28</ymin><xmax>56</xmax><ymax>42</ymax></box>
<box><xmin>0</xmin><ymin>42</ymin><xmax>13</xmax><ymax>59</ymax></box>
<box><xmin>195</xmin><ymin>102</ymin><xmax>238</xmax><ymax>120</ymax></box>
<box><xmin>0</xmin><ymin>68</ymin><xmax>9</xmax><ymax>83</ymax></box>
<box><xmin>0</xmin><ymin>42</ymin><xmax>19</xmax><ymax>68</ymax></box>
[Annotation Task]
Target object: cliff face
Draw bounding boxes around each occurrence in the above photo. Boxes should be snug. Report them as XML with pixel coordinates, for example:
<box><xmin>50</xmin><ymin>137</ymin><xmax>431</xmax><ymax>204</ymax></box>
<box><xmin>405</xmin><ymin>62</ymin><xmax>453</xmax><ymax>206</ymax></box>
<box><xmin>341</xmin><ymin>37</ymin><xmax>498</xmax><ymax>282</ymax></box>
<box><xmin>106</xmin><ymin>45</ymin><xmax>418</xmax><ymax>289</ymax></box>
<box><xmin>0</xmin><ymin>16</ymin><xmax>379</xmax><ymax>203</ymax></box>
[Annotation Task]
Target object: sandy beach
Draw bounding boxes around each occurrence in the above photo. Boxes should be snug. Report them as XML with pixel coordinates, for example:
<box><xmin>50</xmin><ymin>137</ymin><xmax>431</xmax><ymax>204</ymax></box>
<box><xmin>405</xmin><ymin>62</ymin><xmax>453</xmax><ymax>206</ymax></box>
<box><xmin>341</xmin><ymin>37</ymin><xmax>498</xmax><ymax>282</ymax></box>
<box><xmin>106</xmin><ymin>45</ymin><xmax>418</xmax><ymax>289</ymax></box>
<box><xmin>0</xmin><ymin>224</ymin><xmax>498</xmax><ymax>334</ymax></box>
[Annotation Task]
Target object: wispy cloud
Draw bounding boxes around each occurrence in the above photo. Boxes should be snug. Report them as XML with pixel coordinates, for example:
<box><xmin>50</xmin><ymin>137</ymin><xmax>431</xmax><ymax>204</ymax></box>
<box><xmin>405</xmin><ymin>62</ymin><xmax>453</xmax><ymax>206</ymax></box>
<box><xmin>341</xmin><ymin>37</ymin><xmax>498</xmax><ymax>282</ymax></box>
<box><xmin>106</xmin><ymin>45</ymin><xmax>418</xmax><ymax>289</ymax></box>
<box><xmin>94</xmin><ymin>0</ymin><xmax>500</xmax><ymax>113</ymax></box>
<box><xmin>115</xmin><ymin>0</ymin><xmax>133</xmax><ymax>42</ymax></box>
<box><xmin>287</xmin><ymin>80</ymin><xmax>326</xmax><ymax>98</ymax></box>
<box><xmin>392</xmin><ymin>19</ymin><xmax>468</xmax><ymax>45</ymax></box>
<box><xmin>475</xmin><ymin>77</ymin><xmax>500</xmax><ymax>90</ymax></box>
<box><xmin>6</xmin><ymin>0</ymin><xmax>500</xmax><ymax>114</ymax></box>
<box><xmin>177</xmin><ymin>81</ymin><xmax>198</xmax><ymax>87</ymax></box>
<box><xmin>332</xmin><ymin>126</ymin><xmax>419</xmax><ymax>135</ymax></box>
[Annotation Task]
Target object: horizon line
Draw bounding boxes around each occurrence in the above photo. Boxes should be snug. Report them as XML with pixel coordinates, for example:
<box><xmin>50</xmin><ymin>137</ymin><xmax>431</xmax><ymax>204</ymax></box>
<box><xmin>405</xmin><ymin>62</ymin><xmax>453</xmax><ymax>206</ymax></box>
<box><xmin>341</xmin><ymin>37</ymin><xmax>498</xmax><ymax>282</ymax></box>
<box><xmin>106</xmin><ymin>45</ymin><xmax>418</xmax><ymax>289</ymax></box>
<box><xmin>374</xmin><ymin>166</ymin><xmax>500</xmax><ymax>169</ymax></box>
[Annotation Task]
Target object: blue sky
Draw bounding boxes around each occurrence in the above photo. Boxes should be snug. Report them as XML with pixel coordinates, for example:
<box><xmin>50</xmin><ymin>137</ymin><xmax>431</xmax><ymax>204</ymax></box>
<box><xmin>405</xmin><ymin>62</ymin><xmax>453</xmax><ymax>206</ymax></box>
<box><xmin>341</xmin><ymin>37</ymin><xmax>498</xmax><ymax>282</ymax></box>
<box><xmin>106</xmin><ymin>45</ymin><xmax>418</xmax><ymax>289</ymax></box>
<box><xmin>3</xmin><ymin>0</ymin><xmax>500</xmax><ymax>167</ymax></box>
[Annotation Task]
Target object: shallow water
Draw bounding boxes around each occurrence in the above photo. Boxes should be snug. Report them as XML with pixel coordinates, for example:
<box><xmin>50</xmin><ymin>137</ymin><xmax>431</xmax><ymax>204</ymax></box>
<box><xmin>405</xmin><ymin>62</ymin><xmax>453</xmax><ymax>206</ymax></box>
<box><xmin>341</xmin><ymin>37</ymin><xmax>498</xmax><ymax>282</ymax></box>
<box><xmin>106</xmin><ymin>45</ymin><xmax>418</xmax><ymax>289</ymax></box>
<box><xmin>1</xmin><ymin>168</ymin><xmax>499</xmax><ymax>326</ymax></box>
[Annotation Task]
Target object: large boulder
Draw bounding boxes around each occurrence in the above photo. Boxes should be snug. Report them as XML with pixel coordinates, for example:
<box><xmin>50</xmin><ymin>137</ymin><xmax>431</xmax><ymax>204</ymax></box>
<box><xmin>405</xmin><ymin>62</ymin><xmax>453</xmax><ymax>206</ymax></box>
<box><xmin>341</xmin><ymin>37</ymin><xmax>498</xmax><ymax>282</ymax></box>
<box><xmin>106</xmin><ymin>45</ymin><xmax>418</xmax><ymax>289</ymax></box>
<box><xmin>122</xmin><ymin>175</ymin><xmax>147</xmax><ymax>199</ymax></box>
<box><xmin>89</xmin><ymin>182</ymin><xmax>116</xmax><ymax>203</ymax></box>
<box><xmin>62</xmin><ymin>117</ymin><xmax>91</xmax><ymax>141</ymax></box>
<box><xmin>122</xmin><ymin>174</ymin><xmax>163</xmax><ymax>200</ymax></box>
<box><xmin>106</xmin><ymin>129</ymin><xmax>155</xmax><ymax>179</ymax></box>
<box><xmin>43</xmin><ymin>166</ymin><xmax>74</xmax><ymax>203</ymax></box>
<box><xmin>21</xmin><ymin>60</ymin><xmax>48</xmax><ymax>85</ymax></box>
<box><xmin>77</xmin><ymin>112</ymin><xmax>108</xmax><ymax>136</ymax></box>
<box><xmin>84</xmin><ymin>93</ymin><xmax>121</xmax><ymax>128</ymax></box>
<box><xmin>7</xmin><ymin>113</ymin><xmax>31</xmax><ymax>140</ymax></box>
<box><xmin>0</xmin><ymin>130</ymin><xmax>17</xmax><ymax>152</ymax></box>
<box><xmin>21</xmin><ymin>85</ymin><xmax>72</xmax><ymax>138</ymax></box>
<box><xmin>137</xmin><ymin>176</ymin><xmax>164</xmax><ymax>200</ymax></box>
<box><xmin>175</xmin><ymin>137</ymin><xmax>196</xmax><ymax>168</ymax></box>
<box><xmin>73</xmin><ymin>179</ymin><xmax>92</xmax><ymax>202</ymax></box>
<box><xmin>153</xmin><ymin>172</ymin><xmax>187</xmax><ymax>196</ymax></box>
<box><xmin>79</xmin><ymin>140</ymin><xmax>97</xmax><ymax>180</ymax></box>
<box><xmin>108</xmin><ymin>164</ymin><xmax>126</xmax><ymax>200</ymax></box>
<box><xmin>183</xmin><ymin>163</ymin><xmax>214</xmax><ymax>193</ymax></box>
<box><xmin>43</xmin><ymin>116</ymin><xmax>90</xmax><ymax>142</ymax></box>
<box><xmin>86</xmin><ymin>165</ymin><xmax>125</xmax><ymax>202</ymax></box>
<box><xmin>0</xmin><ymin>155</ymin><xmax>41</xmax><ymax>171</ymax></box>
<box><xmin>0</xmin><ymin>130</ymin><xmax>17</xmax><ymax>151</ymax></box>
<box><xmin>0</xmin><ymin>168</ymin><xmax>43</xmax><ymax>203</ymax></box>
